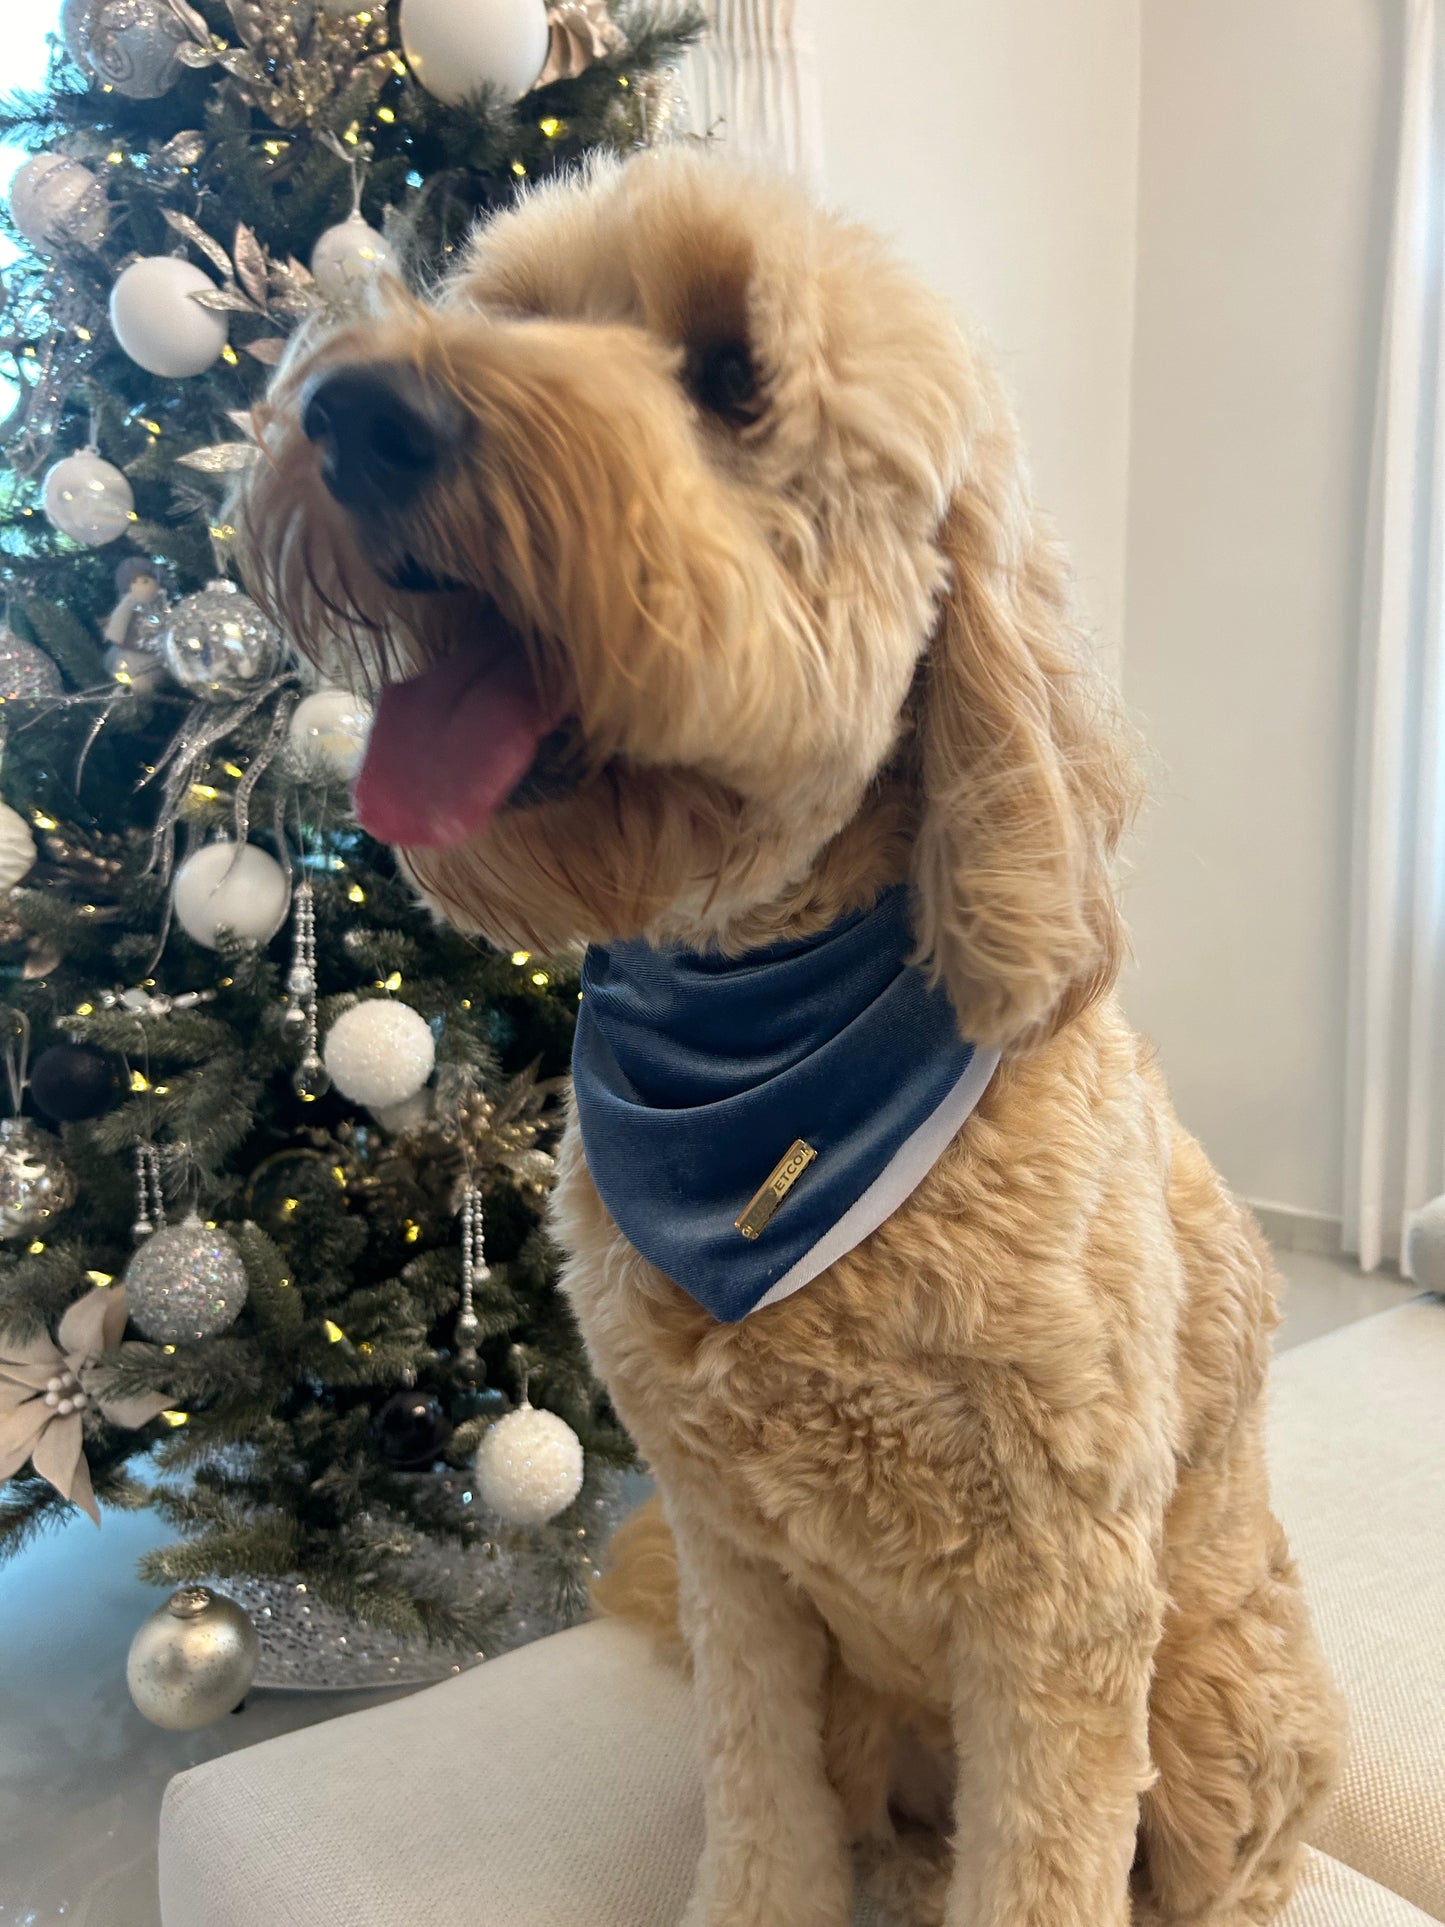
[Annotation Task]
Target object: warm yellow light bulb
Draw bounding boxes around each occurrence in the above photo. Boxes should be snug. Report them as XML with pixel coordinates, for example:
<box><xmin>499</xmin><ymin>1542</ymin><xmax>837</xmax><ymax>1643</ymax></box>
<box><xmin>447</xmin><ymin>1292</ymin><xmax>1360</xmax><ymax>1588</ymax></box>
<box><xmin>323</xmin><ymin>1319</ymin><xmax>345</xmax><ymax>1343</ymax></box>
<box><xmin>510</xmin><ymin>950</ymin><xmax>531</xmax><ymax>966</ymax></box>
<box><xmin>129</xmin><ymin>1070</ymin><xmax>150</xmax><ymax>1093</ymax></box>
<box><xmin>347</xmin><ymin>883</ymin><xmax>365</xmax><ymax>903</ymax></box>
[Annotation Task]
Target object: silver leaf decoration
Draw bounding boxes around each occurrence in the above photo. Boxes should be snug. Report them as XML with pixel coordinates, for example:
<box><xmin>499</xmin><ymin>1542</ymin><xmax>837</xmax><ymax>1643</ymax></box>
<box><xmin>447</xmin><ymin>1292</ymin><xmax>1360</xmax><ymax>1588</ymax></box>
<box><xmin>159</xmin><ymin>130</ymin><xmax>208</xmax><ymax>167</ymax></box>
<box><xmin>232</xmin><ymin>223</ymin><xmax>268</xmax><ymax>308</ymax></box>
<box><xmin>160</xmin><ymin>209</ymin><xmax>233</xmax><ymax>280</ymax></box>
<box><xmin>243</xmin><ymin>337</ymin><xmax>286</xmax><ymax>366</ymax></box>
<box><xmin>191</xmin><ymin>286</ymin><xmax>263</xmax><ymax>314</ymax></box>
<box><xmin>174</xmin><ymin>41</ymin><xmax>219</xmax><ymax>68</ymax></box>
<box><xmin>226</xmin><ymin>409</ymin><xmax>256</xmax><ymax>436</ymax></box>
<box><xmin>177</xmin><ymin>443</ymin><xmax>260</xmax><ymax>473</ymax></box>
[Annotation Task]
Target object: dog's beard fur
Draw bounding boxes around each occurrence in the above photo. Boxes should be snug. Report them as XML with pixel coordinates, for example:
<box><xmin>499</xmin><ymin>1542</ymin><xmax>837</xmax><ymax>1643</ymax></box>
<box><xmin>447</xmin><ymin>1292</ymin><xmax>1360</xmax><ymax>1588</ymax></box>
<box><xmin>236</xmin><ymin>150</ymin><xmax>1140</xmax><ymax>1049</ymax></box>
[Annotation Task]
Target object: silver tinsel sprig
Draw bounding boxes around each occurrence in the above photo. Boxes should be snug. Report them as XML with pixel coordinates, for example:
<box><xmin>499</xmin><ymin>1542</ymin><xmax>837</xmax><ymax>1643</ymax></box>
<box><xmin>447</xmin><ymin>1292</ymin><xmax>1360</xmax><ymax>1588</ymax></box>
<box><xmin>216</xmin><ymin>0</ymin><xmax>394</xmax><ymax>129</ymax></box>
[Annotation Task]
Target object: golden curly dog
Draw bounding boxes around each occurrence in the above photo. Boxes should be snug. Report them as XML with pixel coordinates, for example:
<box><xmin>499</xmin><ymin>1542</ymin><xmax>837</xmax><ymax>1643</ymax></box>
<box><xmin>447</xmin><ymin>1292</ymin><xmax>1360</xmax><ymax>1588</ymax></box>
<box><xmin>238</xmin><ymin>148</ymin><xmax>1343</xmax><ymax>1927</ymax></box>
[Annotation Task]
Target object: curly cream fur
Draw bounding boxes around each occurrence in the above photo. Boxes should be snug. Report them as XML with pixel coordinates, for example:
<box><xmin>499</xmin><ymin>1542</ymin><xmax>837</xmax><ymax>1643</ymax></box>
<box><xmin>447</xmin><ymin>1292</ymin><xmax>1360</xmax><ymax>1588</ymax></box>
<box><xmin>238</xmin><ymin>149</ymin><xmax>1343</xmax><ymax>1927</ymax></box>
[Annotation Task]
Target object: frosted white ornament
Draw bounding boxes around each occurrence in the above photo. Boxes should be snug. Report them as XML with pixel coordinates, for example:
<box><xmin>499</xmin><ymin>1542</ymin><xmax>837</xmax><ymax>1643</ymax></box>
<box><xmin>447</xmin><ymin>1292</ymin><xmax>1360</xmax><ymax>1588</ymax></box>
<box><xmin>323</xmin><ymin>999</ymin><xmax>435</xmax><ymax>1109</ymax></box>
<box><xmin>8</xmin><ymin>153</ymin><xmax>109</xmax><ymax>253</ymax></box>
<box><xmin>42</xmin><ymin>449</ymin><xmax>134</xmax><ymax>545</ymax></box>
<box><xmin>474</xmin><ymin>1402</ymin><xmax>584</xmax><ymax>1525</ymax></box>
<box><xmin>310</xmin><ymin>212</ymin><xmax>399</xmax><ymax>301</ymax></box>
<box><xmin>400</xmin><ymin>0</ymin><xmax>550</xmax><ymax>104</ymax></box>
<box><xmin>110</xmin><ymin>256</ymin><xmax>228</xmax><ymax>378</ymax></box>
<box><xmin>173</xmin><ymin>840</ymin><xmax>290</xmax><ymax>949</ymax></box>
<box><xmin>288</xmin><ymin>686</ymin><xmax>372</xmax><ymax>778</ymax></box>
<box><xmin>0</xmin><ymin>803</ymin><xmax>36</xmax><ymax>893</ymax></box>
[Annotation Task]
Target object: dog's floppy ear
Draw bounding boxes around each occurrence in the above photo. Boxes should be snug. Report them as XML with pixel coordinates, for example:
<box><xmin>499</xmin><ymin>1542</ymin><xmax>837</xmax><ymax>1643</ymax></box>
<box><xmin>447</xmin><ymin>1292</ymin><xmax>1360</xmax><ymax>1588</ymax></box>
<box><xmin>911</xmin><ymin>405</ymin><xmax>1141</xmax><ymax>1052</ymax></box>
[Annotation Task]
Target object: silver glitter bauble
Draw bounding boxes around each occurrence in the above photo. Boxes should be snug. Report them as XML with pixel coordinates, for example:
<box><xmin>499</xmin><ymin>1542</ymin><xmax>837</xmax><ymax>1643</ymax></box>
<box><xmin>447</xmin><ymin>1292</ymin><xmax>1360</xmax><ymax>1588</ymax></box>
<box><xmin>8</xmin><ymin>153</ymin><xmax>109</xmax><ymax>254</ymax></box>
<box><xmin>161</xmin><ymin>579</ymin><xmax>282</xmax><ymax>701</ymax></box>
<box><xmin>474</xmin><ymin>1402</ymin><xmax>584</xmax><ymax>1526</ymax></box>
<box><xmin>0</xmin><ymin>1119</ymin><xmax>77</xmax><ymax>1239</ymax></box>
<box><xmin>323</xmin><ymin>999</ymin><xmax>436</xmax><ymax>1109</ymax></box>
<box><xmin>123</xmin><ymin>1212</ymin><xmax>248</xmax><ymax>1342</ymax></box>
<box><xmin>71</xmin><ymin>0</ymin><xmax>193</xmax><ymax>97</ymax></box>
<box><xmin>126</xmin><ymin>1586</ymin><xmax>259</xmax><ymax>1729</ymax></box>
<box><xmin>0</xmin><ymin>802</ymin><xmax>37</xmax><ymax>894</ymax></box>
<box><xmin>0</xmin><ymin>628</ymin><xmax>62</xmax><ymax>703</ymax></box>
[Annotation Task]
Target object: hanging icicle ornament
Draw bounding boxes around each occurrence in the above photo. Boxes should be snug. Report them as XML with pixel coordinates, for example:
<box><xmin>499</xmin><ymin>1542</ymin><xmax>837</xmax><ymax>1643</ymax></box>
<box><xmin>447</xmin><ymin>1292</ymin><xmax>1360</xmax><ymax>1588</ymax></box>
<box><xmin>131</xmin><ymin>1139</ymin><xmax>166</xmax><ymax>1241</ymax></box>
<box><xmin>455</xmin><ymin>1178</ymin><xmax>486</xmax><ymax>1373</ymax></box>
<box><xmin>283</xmin><ymin>876</ymin><xmax>330</xmax><ymax>1101</ymax></box>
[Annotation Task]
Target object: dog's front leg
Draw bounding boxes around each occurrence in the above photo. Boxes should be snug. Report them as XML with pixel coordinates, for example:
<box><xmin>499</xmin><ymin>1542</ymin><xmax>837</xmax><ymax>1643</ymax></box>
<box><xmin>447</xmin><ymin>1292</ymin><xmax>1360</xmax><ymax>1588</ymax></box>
<box><xmin>673</xmin><ymin>1511</ymin><xmax>852</xmax><ymax>1927</ymax></box>
<box><xmin>944</xmin><ymin>1568</ymin><xmax>1161</xmax><ymax>1927</ymax></box>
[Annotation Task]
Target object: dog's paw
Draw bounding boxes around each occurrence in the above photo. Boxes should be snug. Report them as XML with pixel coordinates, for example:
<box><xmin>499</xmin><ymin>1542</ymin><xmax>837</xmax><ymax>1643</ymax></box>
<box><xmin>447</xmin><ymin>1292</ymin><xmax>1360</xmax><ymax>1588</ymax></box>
<box><xmin>854</xmin><ymin>1827</ymin><xmax>950</xmax><ymax>1927</ymax></box>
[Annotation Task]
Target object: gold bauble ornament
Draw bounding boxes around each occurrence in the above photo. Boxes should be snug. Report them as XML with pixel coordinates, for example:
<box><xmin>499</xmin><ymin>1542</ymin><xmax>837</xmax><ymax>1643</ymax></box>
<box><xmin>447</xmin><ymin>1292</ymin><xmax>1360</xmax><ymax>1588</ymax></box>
<box><xmin>126</xmin><ymin>1585</ymin><xmax>259</xmax><ymax>1728</ymax></box>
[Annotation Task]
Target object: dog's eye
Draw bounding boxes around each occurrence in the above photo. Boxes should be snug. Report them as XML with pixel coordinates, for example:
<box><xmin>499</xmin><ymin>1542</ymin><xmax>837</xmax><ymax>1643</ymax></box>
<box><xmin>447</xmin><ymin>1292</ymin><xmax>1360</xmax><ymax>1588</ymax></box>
<box><xmin>692</xmin><ymin>340</ymin><xmax>762</xmax><ymax>425</ymax></box>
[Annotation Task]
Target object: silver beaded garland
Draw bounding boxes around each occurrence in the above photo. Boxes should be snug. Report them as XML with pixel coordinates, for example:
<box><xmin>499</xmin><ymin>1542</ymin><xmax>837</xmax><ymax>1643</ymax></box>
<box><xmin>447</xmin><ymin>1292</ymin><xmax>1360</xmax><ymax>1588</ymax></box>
<box><xmin>0</xmin><ymin>1119</ymin><xmax>77</xmax><ymax>1239</ymax></box>
<box><xmin>284</xmin><ymin>877</ymin><xmax>330</xmax><ymax>1100</ymax></box>
<box><xmin>160</xmin><ymin>580</ymin><xmax>282</xmax><ymax>703</ymax></box>
<box><xmin>124</xmin><ymin>1212</ymin><xmax>248</xmax><ymax>1343</ymax></box>
<box><xmin>456</xmin><ymin>1180</ymin><xmax>486</xmax><ymax>1370</ymax></box>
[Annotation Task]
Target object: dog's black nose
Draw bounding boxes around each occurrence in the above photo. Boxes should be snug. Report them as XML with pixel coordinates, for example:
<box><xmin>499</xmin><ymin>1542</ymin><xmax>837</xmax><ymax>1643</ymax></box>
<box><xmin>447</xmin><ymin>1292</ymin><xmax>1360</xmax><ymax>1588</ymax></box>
<box><xmin>301</xmin><ymin>364</ymin><xmax>458</xmax><ymax>514</ymax></box>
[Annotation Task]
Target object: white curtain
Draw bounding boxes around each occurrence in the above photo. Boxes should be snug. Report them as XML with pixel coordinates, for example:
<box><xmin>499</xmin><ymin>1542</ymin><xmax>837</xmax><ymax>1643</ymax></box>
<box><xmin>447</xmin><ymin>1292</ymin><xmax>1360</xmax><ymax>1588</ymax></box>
<box><xmin>1344</xmin><ymin>0</ymin><xmax>1445</xmax><ymax>1272</ymax></box>
<box><xmin>679</xmin><ymin>0</ymin><xmax>825</xmax><ymax>180</ymax></box>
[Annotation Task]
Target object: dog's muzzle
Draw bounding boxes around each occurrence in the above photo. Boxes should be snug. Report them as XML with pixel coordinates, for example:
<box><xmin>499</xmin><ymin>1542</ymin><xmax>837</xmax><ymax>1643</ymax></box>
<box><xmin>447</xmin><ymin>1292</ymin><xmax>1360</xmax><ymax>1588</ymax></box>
<box><xmin>301</xmin><ymin>362</ymin><xmax>460</xmax><ymax>516</ymax></box>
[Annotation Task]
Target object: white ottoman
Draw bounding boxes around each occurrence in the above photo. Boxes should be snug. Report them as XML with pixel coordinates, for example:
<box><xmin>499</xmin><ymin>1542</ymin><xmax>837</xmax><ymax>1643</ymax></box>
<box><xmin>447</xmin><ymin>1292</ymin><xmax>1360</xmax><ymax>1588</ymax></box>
<box><xmin>160</xmin><ymin>1301</ymin><xmax>1445</xmax><ymax>1926</ymax></box>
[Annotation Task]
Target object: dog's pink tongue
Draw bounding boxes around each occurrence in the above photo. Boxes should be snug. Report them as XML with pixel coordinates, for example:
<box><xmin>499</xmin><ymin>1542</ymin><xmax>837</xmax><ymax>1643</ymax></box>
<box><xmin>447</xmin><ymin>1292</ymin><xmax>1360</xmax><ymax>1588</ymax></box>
<box><xmin>354</xmin><ymin>649</ymin><xmax>554</xmax><ymax>849</ymax></box>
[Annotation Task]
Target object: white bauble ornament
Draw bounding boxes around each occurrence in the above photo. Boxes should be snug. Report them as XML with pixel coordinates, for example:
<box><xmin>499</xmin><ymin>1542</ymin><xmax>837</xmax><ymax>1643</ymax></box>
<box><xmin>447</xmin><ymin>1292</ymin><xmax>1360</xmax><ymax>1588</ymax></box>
<box><xmin>173</xmin><ymin>840</ymin><xmax>290</xmax><ymax>949</ymax></box>
<box><xmin>323</xmin><ymin>999</ymin><xmax>436</xmax><ymax>1109</ymax></box>
<box><xmin>0</xmin><ymin>627</ymin><xmax>63</xmax><ymax>701</ymax></box>
<box><xmin>72</xmin><ymin>0</ymin><xmax>195</xmax><ymax>98</ymax></box>
<box><xmin>124</xmin><ymin>1212</ymin><xmax>249</xmax><ymax>1342</ymax></box>
<box><xmin>8</xmin><ymin>153</ymin><xmax>109</xmax><ymax>254</ymax></box>
<box><xmin>161</xmin><ymin>579</ymin><xmax>282</xmax><ymax>700</ymax></box>
<box><xmin>42</xmin><ymin>449</ymin><xmax>134</xmax><ymax>545</ymax></box>
<box><xmin>474</xmin><ymin>1402</ymin><xmax>584</xmax><ymax>1525</ymax></box>
<box><xmin>110</xmin><ymin>256</ymin><xmax>228</xmax><ymax>378</ymax></box>
<box><xmin>1406</xmin><ymin>1194</ymin><xmax>1445</xmax><ymax>1292</ymax></box>
<box><xmin>400</xmin><ymin>0</ymin><xmax>550</xmax><ymax>103</ymax></box>
<box><xmin>127</xmin><ymin>1586</ymin><xmax>259</xmax><ymax>1729</ymax></box>
<box><xmin>0</xmin><ymin>802</ymin><xmax>36</xmax><ymax>893</ymax></box>
<box><xmin>310</xmin><ymin>212</ymin><xmax>399</xmax><ymax>301</ymax></box>
<box><xmin>288</xmin><ymin>685</ymin><xmax>372</xmax><ymax>778</ymax></box>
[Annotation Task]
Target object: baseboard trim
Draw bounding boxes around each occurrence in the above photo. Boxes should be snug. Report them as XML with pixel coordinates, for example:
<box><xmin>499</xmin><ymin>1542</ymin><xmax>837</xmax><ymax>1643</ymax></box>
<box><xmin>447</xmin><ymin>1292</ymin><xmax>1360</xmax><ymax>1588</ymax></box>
<box><xmin>1245</xmin><ymin>1200</ymin><xmax>1344</xmax><ymax>1259</ymax></box>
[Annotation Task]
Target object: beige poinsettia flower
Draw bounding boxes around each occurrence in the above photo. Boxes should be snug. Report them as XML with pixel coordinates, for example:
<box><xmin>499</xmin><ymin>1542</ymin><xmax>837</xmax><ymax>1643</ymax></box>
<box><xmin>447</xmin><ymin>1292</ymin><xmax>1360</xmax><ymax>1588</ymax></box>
<box><xmin>0</xmin><ymin>1286</ymin><xmax>170</xmax><ymax>1525</ymax></box>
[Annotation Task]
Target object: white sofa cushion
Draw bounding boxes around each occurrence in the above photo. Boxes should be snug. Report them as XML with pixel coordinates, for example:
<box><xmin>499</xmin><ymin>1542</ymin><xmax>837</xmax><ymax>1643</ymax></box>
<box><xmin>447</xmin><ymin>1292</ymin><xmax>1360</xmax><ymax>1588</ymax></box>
<box><xmin>160</xmin><ymin>1617</ymin><xmax>1440</xmax><ymax>1927</ymax></box>
<box><xmin>1268</xmin><ymin>1298</ymin><xmax>1445</xmax><ymax>1919</ymax></box>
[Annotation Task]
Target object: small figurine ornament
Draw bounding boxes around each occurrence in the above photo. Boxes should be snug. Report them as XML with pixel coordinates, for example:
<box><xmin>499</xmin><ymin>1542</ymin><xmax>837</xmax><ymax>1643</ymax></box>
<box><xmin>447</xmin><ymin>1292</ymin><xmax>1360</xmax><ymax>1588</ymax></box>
<box><xmin>103</xmin><ymin>556</ymin><xmax>169</xmax><ymax>650</ymax></box>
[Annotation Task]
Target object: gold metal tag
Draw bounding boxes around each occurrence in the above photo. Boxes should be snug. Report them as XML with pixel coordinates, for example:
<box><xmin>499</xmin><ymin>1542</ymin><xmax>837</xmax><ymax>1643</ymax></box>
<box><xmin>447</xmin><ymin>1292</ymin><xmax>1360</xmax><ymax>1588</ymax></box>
<box><xmin>735</xmin><ymin>1139</ymin><xmax>817</xmax><ymax>1241</ymax></box>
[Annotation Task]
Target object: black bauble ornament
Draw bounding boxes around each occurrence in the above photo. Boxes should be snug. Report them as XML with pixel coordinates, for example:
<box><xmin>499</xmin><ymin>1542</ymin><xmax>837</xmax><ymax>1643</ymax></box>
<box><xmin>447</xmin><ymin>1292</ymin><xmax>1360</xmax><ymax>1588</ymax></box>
<box><xmin>30</xmin><ymin>1042</ymin><xmax>117</xmax><ymax>1122</ymax></box>
<box><xmin>374</xmin><ymin>1390</ymin><xmax>452</xmax><ymax>1468</ymax></box>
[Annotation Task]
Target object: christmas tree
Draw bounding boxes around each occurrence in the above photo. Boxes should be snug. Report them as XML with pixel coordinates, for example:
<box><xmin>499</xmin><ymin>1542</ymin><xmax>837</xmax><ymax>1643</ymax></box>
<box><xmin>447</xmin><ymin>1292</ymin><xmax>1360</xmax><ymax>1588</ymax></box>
<box><xmin>0</xmin><ymin>0</ymin><xmax>698</xmax><ymax>1675</ymax></box>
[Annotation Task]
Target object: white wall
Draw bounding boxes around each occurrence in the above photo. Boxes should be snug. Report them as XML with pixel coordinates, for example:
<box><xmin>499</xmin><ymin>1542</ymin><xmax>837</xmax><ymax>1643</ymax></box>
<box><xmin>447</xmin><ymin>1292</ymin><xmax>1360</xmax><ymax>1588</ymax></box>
<box><xmin>1123</xmin><ymin>1</ymin><xmax>1400</xmax><ymax>1220</ymax></box>
<box><xmin>815</xmin><ymin>0</ymin><xmax>1142</xmax><ymax>666</ymax></box>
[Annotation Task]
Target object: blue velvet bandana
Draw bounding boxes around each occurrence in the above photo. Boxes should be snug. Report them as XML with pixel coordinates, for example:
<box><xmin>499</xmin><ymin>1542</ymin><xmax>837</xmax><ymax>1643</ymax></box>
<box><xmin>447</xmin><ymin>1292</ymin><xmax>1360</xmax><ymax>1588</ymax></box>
<box><xmin>571</xmin><ymin>886</ymin><xmax>1000</xmax><ymax>1323</ymax></box>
